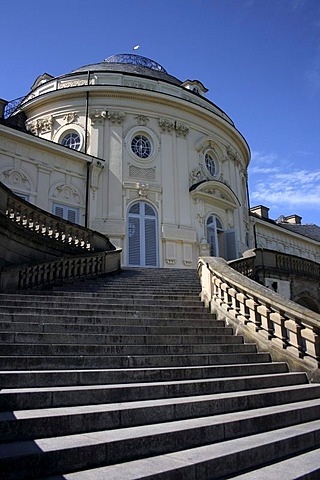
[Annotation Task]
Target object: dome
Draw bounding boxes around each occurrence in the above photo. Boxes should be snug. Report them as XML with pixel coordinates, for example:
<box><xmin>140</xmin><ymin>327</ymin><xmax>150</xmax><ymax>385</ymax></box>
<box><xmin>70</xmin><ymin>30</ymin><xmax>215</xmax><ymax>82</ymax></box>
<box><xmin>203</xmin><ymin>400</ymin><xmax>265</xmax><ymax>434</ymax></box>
<box><xmin>71</xmin><ymin>53</ymin><xmax>182</xmax><ymax>85</ymax></box>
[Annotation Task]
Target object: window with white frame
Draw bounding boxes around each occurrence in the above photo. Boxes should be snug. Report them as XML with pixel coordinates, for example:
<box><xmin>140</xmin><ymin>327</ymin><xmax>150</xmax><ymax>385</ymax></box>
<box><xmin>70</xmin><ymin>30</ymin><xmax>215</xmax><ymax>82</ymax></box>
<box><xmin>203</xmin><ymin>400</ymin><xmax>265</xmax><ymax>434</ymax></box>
<box><xmin>53</xmin><ymin>203</ymin><xmax>79</xmax><ymax>224</ymax></box>
<box><xmin>61</xmin><ymin>131</ymin><xmax>81</xmax><ymax>150</ymax></box>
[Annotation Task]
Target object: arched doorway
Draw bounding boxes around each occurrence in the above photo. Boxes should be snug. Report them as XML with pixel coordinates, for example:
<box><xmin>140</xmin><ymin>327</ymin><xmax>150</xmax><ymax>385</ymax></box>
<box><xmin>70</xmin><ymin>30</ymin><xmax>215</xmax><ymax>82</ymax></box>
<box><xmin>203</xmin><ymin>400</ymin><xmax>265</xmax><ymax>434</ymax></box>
<box><xmin>127</xmin><ymin>201</ymin><xmax>159</xmax><ymax>267</ymax></box>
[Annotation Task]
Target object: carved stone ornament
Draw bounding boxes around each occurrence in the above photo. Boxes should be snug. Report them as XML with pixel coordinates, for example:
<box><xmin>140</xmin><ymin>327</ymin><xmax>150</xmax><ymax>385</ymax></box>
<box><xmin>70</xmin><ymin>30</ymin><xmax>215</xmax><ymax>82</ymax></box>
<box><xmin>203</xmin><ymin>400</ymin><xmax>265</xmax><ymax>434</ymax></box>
<box><xmin>195</xmin><ymin>198</ymin><xmax>205</xmax><ymax>225</ymax></box>
<box><xmin>54</xmin><ymin>185</ymin><xmax>80</xmax><ymax>204</ymax></box>
<box><xmin>158</xmin><ymin>118</ymin><xmax>175</xmax><ymax>134</ymax></box>
<box><xmin>189</xmin><ymin>164</ymin><xmax>206</xmax><ymax>186</ymax></box>
<box><xmin>175</xmin><ymin>122</ymin><xmax>189</xmax><ymax>137</ymax></box>
<box><xmin>124</xmin><ymin>80</ymin><xmax>156</xmax><ymax>91</ymax></box>
<box><xmin>108</xmin><ymin>111</ymin><xmax>125</xmax><ymax>124</ymax></box>
<box><xmin>90</xmin><ymin>159</ymin><xmax>105</xmax><ymax>192</ymax></box>
<box><xmin>27</xmin><ymin>116</ymin><xmax>53</xmax><ymax>135</ymax></box>
<box><xmin>59</xmin><ymin>80</ymin><xmax>88</xmax><ymax>89</ymax></box>
<box><xmin>89</xmin><ymin>110</ymin><xmax>107</xmax><ymax>125</ymax></box>
<box><xmin>2</xmin><ymin>169</ymin><xmax>30</xmax><ymax>189</ymax></box>
<box><xmin>63</xmin><ymin>112</ymin><xmax>78</xmax><ymax>125</ymax></box>
<box><xmin>226</xmin><ymin>145</ymin><xmax>240</xmax><ymax>165</ymax></box>
<box><xmin>136</xmin><ymin>182</ymin><xmax>149</xmax><ymax>197</ymax></box>
<box><xmin>135</xmin><ymin>115</ymin><xmax>149</xmax><ymax>126</ymax></box>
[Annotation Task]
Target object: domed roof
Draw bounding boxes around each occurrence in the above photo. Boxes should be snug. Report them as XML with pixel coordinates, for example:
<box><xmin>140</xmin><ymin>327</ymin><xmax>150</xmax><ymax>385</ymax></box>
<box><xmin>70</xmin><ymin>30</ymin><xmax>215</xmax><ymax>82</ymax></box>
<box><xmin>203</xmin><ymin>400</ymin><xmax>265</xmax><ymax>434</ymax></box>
<box><xmin>71</xmin><ymin>53</ymin><xmax>182</xmax><ymax>85</ymax></box>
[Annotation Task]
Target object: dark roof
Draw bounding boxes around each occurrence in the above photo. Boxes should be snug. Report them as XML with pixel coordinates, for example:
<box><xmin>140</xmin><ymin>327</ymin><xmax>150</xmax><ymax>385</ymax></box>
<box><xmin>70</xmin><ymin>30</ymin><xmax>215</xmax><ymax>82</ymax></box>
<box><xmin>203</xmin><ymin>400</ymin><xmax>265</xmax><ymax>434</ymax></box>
<box><xmin>250</xmin><ymin>212</ymin><xmax>320</xmax><ymax>243</ymax></box>
<box><xmin>71</xmin><ymin>53</ymin><xmax>182</xmax><ymax>86</ymax></box>
<box><xmin>280</xmin><ymin>223</ymin><xmax>320</xmax><ymax>242</ymax></box>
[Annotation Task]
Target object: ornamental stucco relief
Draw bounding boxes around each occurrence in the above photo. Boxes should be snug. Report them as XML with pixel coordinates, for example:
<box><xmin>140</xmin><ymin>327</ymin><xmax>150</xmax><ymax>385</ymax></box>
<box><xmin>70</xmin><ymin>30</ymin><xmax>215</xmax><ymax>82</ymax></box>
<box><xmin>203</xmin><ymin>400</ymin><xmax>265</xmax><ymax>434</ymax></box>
<box><xmin>108</xmin><ymin>111</ymin><xmax>125</xmax><ymax>125</ymax></box>
<box><xmin>135</xmin><ymin>115</ymin><xmax>149</xmax><ymax>126</ymax></box>
<box><xmin>53</xmin><ymin>184</ymin><xmax>81</xmax><ymax>204</ymax></box>
<box><xmin>2</xmin><ymin>169</ymin><xmax>31</xmax><ymax>190</ymax></box>
<box><xmin>27</xmin><ymin>116</ymin><xmax>53</xmax><ymax>135</ymax></box>
<box><xmin>158</xmin><ymin>118</ymin><xmax>175</xmax><ymax>134</ymax></box>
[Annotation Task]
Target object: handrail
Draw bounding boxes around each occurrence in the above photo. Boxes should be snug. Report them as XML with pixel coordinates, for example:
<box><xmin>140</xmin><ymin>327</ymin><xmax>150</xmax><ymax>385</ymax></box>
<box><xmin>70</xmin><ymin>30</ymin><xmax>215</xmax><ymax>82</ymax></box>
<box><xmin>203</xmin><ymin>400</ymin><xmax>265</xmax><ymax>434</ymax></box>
<box><xmin>230</xmin><ymin>248</ymin><xmax>320</xmax><ymax>280</ymax></box>
<box><xmin>198</xmin><ymin>256</ymin><xmax>320</xmax><ymax>372</ymax></box>
<box><xmin>0</xmin><ymin>181</ymin><xmax>114</xmax><ymax>252</ymax></box>
<box><xmin>0</xmin><ymin>248</ymin><xmax>121</xmax><ymax>291</ymax></box>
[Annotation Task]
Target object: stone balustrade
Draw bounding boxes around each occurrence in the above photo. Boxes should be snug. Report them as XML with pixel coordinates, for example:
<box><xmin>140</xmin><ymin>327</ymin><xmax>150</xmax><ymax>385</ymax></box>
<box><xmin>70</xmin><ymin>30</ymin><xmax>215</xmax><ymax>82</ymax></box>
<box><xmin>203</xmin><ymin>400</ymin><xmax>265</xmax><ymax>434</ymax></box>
<box><xmin>198</xmin><ymin>256</ymin><xmax>320</xmax><ymax>373</ymax></box>
<box><xmin>231</xmin><ymin>248</ymin><xmax>320</xmax><ymax>281</ymax></box>
<box><xmin>0</xmin><ymin>182</ymin><xmax>121</xmax><ymax>291</ymax></box>
<box><xmin>1</xmin><ymin>181</ymin><xmax>114</xmax><ymax>252</ymax></box>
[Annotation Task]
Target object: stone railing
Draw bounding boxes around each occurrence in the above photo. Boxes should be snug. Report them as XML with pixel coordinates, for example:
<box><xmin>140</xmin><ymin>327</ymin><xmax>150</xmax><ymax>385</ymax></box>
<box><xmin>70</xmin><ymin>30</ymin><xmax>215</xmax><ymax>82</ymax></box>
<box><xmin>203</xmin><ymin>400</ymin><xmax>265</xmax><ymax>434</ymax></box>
<box><xmin>0</xmin><ymin>182</ymin><xmax>113</xmax><ymax>252</ymax></box>
<box><xmin>0</xmin><ymin>182</ymin><xmax>121</xmax><ymax>291</ymax></box>
<box><xmin>198</xmin><ymin>256</ymin><xmax>320</xmax><ymax>379</ymax></box>
<box><xmin>231</xmin><ymin>248</ymin><xmax>320</xmax><ymax>281</ymax></box>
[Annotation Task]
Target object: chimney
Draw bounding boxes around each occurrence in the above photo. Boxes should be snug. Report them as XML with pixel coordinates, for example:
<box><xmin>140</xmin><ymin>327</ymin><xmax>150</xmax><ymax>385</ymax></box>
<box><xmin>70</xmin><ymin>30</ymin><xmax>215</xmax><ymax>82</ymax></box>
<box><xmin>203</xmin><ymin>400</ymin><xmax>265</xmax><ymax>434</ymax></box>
<box><xmin>284</xmin><ymin>214</ymin><xmax>302</xmax><ymax>225</ymax></box>
<box><xmin>250</xmin><ymin>205</ymin><xmax>270</xmax><ymax>219</ymax></box>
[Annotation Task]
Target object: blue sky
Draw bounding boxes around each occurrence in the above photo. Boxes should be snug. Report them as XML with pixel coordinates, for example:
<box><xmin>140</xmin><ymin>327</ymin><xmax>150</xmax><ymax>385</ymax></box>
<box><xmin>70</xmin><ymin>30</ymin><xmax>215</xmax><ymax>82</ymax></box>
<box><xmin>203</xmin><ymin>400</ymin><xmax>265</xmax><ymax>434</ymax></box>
<box><xmin>1</xmin><ymin>0</ymin><xmax>319</xmax><ymax>224</ymax></box>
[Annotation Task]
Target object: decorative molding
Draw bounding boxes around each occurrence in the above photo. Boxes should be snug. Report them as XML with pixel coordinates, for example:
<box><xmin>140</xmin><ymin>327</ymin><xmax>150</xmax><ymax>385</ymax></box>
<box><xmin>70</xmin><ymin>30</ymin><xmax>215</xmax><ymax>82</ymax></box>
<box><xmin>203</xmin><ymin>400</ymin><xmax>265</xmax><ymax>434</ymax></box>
<box><xmin>158</xmin><ymin>117</ymin><xmax>174</xmax><ymax>134</ymax></box>
<box><xmin>108</xmin><ymin>111</ymin><xmax>125</xmax><ymax>125</ymax></box>
<box><xmin>63</xmin><ymin>112</ymin><xmax>78</xmax><ymax>125</ymax></box>
<box><xmin>165</xmin><ymin>259</ymin><xmax>176</xmax><ymax>265</ymax></box>
<box><xmin>124</xmin><ymin>80</ymin><xmax>156</xmax><ymax>91</ymax></box>
<box><xmin>189</xmin><ymin>164</ymin><xmax>206</xmax><ymax>186</ymax></box>
<box><xmin>129</xmin><ymin>165</ymin><xmax>155</xmax><ymax>180</ymax></box>
<box><xmin>135</xmin><ymin>115</ymin><xmax>149</xmax><ymax>126</ymax></box>
<box><xmin>195</xmin><ymin>198</ymin><xmax>205</xmax><ymax>225</ymax></box>
<box><xmin>136</xmin><ymin>182</ymin><xmax>149</xmax><ymax>197</ymax></box>
<box><xmin>90</xmin><ymin>159</ymin><xmax>105</xmax><ymax>192</ymax></box>
<box><xmin>2</xmin><ymin>169</ymin><xmax>31</xmax><ymax>190</ymax></box>
<box><xmin>26</xmin><ymin>116</ymin><xmax>53</xmax><ymax>135</ymax></box>
<box><xmin>58</xmin><ymin>80</ymin><xmax>89</xmax><ymax>89</ymax></box>
<box><xmin>175</xmin><ymin>122</ymin><xmax>189</xmax><ymax>137</ymax></box>
<box><xmin>89</xmin><ymin>109</ymin><xmax>107</xmax><ymax>125</ymax></box>
<box><xmin>53</xmin><ymin>184</ymin><xmax>81</xmax><ymax>204</ymax></box>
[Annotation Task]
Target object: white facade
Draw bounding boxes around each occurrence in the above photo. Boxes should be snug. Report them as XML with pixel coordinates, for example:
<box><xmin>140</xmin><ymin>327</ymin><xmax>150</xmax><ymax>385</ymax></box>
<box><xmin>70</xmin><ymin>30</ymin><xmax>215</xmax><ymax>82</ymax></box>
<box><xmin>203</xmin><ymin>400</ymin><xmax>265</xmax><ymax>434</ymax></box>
<box><xmin>1</xmin><ymin>53</ymin><xmax>318</xmax><ymax>267</ymax></box>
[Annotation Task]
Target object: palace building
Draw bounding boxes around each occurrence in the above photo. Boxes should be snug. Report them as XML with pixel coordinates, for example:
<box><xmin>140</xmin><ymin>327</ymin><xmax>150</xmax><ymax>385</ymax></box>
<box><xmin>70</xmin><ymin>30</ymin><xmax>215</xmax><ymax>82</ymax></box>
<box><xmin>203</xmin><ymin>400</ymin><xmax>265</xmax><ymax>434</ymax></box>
<box><xmin>1</xmin><ymin>53</ymin><xmax>319</xmax><ymax>268</ymax></box>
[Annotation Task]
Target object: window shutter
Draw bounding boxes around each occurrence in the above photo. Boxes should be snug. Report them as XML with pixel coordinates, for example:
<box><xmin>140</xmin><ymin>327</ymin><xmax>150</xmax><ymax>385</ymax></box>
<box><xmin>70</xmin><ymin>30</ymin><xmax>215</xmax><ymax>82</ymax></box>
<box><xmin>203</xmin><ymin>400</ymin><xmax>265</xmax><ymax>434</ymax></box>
<box><xmin>67</xmin><ymin>208</ymin><xmax>77</xmax><ymax>223</ymax></box>
<box><xmin>225</xmin><ymin>230</ymin><xmax>238</xmax><ymax>261</ymax></box>
<box><xmin>128</xmin><ymin>217</ymin><xmax>141</xmax><ymax>266</ymax></box>
<box><xmin>54</xmin><ymin>205</ymin><xmax>64</xmax><ymax>219</ymax></box>
<box><xmin>145</xmin><ymin>217</ymin><xmax>157</xmax><ymax>266</ymax></box>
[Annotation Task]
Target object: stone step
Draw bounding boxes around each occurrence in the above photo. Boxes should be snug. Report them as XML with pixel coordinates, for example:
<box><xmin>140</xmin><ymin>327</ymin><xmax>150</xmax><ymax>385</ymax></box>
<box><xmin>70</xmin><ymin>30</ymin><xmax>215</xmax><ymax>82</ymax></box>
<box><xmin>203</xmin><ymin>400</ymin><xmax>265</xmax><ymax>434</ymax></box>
<box><xmin>0</xmin><ymin>331</ymin><xmax>240</xmax><ymax>345</ymax></box>
<box><xmin>0</xmin><ymin>321</ymin><xmax>229</xmax><ymax>335</ymax></box>
<box><xmin>229</xmin><ymin>447</ymin><xmax>320</xmax><ymax>479</ymax></box>
<box><xmin>0</xmin><ymin>343</ymin><xmax>258</xmax><ymax>364</ymax></box>
<box><xmin>1</xmin><ymin>403</ymin><xmax>319</xmax><ymax>480</ymax></box>
<box><xmin>1</xmin><ymin>383</ymin><xmax>319</xmax><ymax>443</ymax></box>
<box><xmin>0</xmin><ymin>297</ymin><xmax>203</xmax><ymax>307</ymax></box>
<box><xmin>0</xmin><ymin>305</ymin><xmax>212</xmax><ymax>317</ymax></box>
<box><xmin>0</xmin><ymin>355</ymin><xmax>270</xmax><ymax>371</ymax></box>
<box><xmin>0</xmin><ymin>311</ymin><xmax>216</xmax><ymax>322</ymax></box>
<box><xmin>0</xmin><ymin>372</ymin><xmax>308</xmax><ymax>411</ymax></box>
<box><xmin>39</xmin><ymin>420</ymin><xmax>320</xmax><ymax>480</ymax></box>
<box><xmin>0</xmin><ymin>362</ymin><xmax>289</xmax><ymax>388</ymax></box>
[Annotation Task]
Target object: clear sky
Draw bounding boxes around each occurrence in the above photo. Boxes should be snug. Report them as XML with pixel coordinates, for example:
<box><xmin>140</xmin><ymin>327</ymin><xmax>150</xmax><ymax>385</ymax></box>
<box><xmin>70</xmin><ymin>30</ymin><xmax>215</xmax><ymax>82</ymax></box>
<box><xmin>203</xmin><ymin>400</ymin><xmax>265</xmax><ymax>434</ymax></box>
<box><xmin>1</xmin><ymin>0</ymin><xmax>319</xmax><ymax>224</ymax></box>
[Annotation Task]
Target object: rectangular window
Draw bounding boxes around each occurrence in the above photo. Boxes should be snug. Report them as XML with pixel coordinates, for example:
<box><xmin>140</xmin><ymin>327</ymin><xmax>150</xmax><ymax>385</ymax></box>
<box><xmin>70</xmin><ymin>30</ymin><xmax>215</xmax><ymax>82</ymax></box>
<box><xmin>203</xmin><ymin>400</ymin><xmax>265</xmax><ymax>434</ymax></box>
<box><xmin>53</xmin><ymin>203</ymin><xmax>79</xmax><ymax>224</ymax></box>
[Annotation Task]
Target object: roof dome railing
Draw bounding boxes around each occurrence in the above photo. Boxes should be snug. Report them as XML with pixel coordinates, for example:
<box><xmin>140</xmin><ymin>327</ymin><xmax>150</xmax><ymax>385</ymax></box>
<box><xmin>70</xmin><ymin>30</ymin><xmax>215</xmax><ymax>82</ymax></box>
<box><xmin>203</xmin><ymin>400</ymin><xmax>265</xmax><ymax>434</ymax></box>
<box><xmin>104</xmin><ymin>54</ymin><xmax>167</xmax><ymax>73</ymax></box>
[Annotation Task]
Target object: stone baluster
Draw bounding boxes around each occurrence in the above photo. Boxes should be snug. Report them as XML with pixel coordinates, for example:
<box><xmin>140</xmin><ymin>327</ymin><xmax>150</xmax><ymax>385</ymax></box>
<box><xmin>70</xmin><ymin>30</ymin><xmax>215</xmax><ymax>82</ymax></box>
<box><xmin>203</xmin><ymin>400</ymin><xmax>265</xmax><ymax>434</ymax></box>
<box><xmin>257</xmin><ymin>302</ymin><xmax>274</xmax><ymax>340</ymax></box>
<box><xmin>300</xmin><ymin>322</ymin><xmax>320</xmax><ymax>367</ymax></box>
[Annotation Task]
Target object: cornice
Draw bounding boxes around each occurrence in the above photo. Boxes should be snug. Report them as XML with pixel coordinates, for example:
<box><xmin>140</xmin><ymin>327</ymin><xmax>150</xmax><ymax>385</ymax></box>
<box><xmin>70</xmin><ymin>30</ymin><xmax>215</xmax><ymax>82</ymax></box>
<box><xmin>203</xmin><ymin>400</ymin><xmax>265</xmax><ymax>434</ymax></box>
<box><xmin>19</xmin><ymin>86</ymin><xmax>250</xmax><ymax>164</ymax></box>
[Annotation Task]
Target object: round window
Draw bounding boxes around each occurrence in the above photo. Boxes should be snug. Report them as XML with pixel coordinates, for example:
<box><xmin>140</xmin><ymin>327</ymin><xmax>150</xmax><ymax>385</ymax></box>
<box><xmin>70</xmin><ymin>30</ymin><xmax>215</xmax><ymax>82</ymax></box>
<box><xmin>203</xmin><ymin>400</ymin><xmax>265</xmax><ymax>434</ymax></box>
<box><xmin>131</xmin><ymin>135</ymin><xmax>152</xmax><ymax>159</ymax></box>
<box><xmin>61</xmin><ymin>132</ymin><xmax>81</xmax><ymax>150</ymax></box>
<box><xmin>205</xmin><ymin>152</ymin><xmax>216</xmax><ymax>177</ymax></box>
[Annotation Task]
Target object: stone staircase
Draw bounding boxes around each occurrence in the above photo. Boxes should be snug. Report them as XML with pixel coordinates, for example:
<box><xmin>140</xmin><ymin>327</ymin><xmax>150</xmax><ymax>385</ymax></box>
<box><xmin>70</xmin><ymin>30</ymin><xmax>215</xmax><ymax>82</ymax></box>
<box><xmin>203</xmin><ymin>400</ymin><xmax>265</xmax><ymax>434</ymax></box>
<box><xmin>0</xmin><ymin>267</ymin><xmax>319</xmax><ymax>479</ymax></box>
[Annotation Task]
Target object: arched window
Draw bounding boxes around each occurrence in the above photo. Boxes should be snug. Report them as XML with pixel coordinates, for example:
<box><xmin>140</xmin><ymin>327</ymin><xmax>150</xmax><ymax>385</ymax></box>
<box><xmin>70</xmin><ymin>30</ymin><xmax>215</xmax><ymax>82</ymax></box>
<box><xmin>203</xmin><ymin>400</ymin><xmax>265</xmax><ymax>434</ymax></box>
<box><xmin>127</xmin><ymin>201</ymin><xmax>158</xmax><ymax>267</ymax></box>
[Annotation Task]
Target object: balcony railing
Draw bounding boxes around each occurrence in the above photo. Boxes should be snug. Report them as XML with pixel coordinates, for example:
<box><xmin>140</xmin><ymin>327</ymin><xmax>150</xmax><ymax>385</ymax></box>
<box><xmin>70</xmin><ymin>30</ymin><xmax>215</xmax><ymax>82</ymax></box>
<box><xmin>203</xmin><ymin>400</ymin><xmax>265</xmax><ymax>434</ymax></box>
<box><xmin>198</xmin><ymin>256</ymin><xmax>320</xmax><ymax>377</ymax></box>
